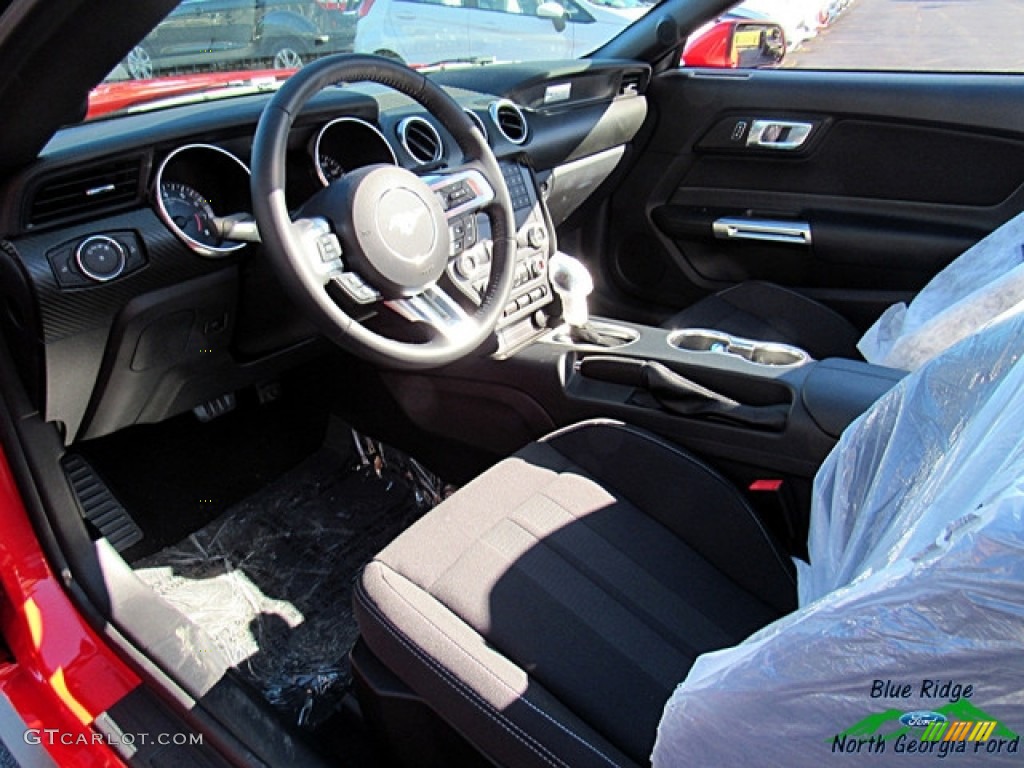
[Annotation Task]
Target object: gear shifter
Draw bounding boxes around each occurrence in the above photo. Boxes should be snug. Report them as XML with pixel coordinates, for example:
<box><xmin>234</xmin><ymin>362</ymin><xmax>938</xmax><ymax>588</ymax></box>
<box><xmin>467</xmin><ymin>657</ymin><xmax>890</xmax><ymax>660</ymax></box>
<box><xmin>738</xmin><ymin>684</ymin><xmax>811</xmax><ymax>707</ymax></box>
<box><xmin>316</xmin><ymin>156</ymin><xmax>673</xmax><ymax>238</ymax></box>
<box><xmin>548</xmin><ymin>252</ymin><xmax>624</xmax><ymax>346</ymax></box>
<box><xmin>549</xmin><ymin>251</ymin><xmax>593</xmax><ymax>329</ymax></box>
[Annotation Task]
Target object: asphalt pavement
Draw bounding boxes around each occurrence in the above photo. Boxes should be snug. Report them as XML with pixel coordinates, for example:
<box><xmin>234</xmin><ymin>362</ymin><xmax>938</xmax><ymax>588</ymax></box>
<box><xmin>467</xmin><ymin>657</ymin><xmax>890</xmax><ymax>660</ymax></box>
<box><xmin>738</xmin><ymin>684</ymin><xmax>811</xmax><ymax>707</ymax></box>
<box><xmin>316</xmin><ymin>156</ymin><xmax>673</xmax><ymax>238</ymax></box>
<box><xmin>784</xmin><ymin>0</ymin><xmax>1024</xmax><ymax>71</ymax></box>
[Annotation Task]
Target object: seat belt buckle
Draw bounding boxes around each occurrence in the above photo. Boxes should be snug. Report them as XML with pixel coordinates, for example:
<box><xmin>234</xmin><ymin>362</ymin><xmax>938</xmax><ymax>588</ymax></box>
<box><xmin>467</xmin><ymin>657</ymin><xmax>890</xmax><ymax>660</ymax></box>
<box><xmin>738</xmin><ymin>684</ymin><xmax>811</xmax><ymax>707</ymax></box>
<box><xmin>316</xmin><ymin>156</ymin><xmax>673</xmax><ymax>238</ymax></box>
<box><xmin>748</xmin><ymin>478</ymin><xmax>803</xmax><ymax>557</ymax></box>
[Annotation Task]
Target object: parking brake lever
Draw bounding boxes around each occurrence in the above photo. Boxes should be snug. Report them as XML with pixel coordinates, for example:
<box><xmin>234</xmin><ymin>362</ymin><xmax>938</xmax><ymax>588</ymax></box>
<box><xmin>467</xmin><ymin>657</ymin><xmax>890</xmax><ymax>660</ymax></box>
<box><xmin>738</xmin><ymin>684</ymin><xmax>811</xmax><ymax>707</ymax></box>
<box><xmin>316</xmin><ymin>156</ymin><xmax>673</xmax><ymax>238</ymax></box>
<box><xmin>578</xmin><ymin>355</ymin><xmax>788</xmax><ymax>431</ymax></box>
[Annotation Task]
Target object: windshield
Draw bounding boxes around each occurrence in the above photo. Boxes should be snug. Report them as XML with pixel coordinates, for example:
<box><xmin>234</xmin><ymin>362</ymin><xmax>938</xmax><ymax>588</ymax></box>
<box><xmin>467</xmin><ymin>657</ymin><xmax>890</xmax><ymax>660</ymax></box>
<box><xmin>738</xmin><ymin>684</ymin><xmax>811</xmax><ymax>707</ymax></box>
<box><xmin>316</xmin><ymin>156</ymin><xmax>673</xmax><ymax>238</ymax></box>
<box><xmin>91</xmin><ymin>0</ymin><xmax>1021</xmax><ymax>120</ymax></box>
<box><xmin>89</xmin><ymin>0</ymin><xmax>654</xmax><ymax>119</ymax></box>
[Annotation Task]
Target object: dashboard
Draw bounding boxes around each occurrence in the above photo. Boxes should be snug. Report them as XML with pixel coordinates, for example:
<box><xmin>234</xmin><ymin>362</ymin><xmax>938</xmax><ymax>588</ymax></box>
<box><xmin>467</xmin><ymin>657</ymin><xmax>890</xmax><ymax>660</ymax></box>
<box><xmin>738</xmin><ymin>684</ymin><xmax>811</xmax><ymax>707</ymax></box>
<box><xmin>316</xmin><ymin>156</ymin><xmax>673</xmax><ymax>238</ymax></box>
<box><xmin>0</xmin><ymin>59</ymin><xmax>650</xmax><ymax>444</ymax></box>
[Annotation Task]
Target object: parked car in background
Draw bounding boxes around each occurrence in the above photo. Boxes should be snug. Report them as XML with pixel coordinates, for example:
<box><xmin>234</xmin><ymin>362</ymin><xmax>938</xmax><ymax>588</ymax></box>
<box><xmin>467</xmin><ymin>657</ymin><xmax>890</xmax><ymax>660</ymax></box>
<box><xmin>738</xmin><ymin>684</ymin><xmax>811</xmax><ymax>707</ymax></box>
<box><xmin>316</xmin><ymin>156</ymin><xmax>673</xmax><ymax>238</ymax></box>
<box><xmin>354</xmin><ymin>0</ymin><xmax>648</xmax><ymax>66</ymax></box>
<box><xmin>121</xmin><ymin>0</ymin><xmax>358</xmax><ymax>79</ymax></box>
<box><xmin>314</xmin><ymin>0</ymin><xmax>364</xmax><ymax>52</ymax></box>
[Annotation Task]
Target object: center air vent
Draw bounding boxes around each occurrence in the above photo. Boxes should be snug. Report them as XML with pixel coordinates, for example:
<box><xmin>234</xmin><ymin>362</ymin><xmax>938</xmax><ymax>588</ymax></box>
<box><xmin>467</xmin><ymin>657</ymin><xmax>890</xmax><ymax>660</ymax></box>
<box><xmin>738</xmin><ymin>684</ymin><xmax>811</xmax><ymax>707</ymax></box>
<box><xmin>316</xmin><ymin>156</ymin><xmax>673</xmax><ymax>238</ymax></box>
<box><xmin>489</xmin><ymin>100</ymin><xmax>528</xmax><ymax>145</ymax></box>
<box><xmin>397</xmin><ymin>116</ymin><xmax>443</xmax><ymax>165</ymax></box>
<box><xmin>27</xmin><ymin>155</ymin><xmax>145</xmax><ymax>229</ymax></box>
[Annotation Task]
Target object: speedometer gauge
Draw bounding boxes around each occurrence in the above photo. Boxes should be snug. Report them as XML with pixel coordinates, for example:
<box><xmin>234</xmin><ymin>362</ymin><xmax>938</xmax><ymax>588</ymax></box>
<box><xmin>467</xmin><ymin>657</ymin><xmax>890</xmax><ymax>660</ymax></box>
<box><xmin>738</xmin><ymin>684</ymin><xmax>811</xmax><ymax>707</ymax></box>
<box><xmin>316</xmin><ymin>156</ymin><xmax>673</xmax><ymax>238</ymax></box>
<box><xmin>160</xmin><ymin>182</ymin><xmax>219</xmax><ymax>247</ymax></box>
<box><xmin>312</xmin><ymin>117</ymin><xmax>397</xmax><ymax>187</ymax></box>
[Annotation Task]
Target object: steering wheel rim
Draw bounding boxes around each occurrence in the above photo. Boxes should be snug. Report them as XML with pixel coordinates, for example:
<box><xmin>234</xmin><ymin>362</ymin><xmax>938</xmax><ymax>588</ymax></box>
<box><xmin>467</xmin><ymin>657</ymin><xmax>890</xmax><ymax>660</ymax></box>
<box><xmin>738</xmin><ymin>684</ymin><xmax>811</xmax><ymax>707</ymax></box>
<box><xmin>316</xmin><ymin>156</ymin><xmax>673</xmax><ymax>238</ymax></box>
<box><xmin>251</xmin><ymin>54</ymin><xmax>517</xmax><ymax>370</ymax></box>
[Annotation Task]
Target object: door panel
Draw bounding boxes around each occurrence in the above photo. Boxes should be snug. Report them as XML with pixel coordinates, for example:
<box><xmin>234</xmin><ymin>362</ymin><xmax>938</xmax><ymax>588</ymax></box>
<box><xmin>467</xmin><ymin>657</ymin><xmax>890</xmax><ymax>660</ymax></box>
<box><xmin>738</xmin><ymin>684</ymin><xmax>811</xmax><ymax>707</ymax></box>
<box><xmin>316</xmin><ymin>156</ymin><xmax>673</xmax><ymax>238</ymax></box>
<box><xmin>602</xmin><ymin>69</ymin><xmax>1024</xmax><ymax>331</ymax></box>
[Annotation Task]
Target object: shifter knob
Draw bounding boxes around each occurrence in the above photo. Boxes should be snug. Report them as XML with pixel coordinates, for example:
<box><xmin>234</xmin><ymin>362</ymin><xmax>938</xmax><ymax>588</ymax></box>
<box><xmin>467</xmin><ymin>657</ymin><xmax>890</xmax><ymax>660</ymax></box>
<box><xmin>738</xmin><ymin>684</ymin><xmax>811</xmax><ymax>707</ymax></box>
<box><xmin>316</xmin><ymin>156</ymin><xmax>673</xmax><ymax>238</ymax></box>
<box><xmin>549</xmin><ymin>252</ymin><xmax>593</xmax><ymax>328</ymax></box>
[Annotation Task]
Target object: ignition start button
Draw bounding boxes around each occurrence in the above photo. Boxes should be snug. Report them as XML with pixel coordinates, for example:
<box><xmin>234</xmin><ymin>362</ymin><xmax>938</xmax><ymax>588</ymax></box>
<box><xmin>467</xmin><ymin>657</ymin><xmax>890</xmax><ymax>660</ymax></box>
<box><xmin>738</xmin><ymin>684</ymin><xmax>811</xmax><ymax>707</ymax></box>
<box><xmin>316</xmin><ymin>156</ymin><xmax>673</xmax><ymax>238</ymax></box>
<box><xmin>75</xmin><ymin>235</ymin><xmax>126</xmax><ymax>282</ymax></box>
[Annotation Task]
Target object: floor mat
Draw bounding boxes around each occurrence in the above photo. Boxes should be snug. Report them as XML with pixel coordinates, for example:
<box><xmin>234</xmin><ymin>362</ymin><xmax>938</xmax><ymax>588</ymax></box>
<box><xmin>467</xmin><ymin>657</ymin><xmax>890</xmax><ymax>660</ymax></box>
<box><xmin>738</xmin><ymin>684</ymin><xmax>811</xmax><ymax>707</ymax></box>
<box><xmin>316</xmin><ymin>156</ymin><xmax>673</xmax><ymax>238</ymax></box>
<box><xmin>80</xmin><ymin>370</ymin><xmax>334</xmax><ymax>563</ymax></box>
<box><xmin>133</xmin><ymin>433</ymin><xmax>448</xmax><ymax>729</ymax></box>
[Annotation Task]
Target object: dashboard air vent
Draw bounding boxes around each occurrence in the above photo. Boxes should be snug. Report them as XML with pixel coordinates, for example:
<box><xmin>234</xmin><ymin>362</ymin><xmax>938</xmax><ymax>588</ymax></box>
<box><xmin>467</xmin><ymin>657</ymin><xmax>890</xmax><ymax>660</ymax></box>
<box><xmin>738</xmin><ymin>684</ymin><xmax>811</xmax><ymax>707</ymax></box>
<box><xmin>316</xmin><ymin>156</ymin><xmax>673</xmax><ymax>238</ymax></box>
<box><xmin>397</xmin><ymin>116</ymin><xmax>443</xmax><ymax>165</ymax></box>
<box><xmin>489</xmin><ymin>100</ymin><xmax>528</xmax><ymax>145</ymax></box>
<box><xmin>619</xmin><ymin>70</ymin><xmax>645</xmax><ymax>97</ymax></box>
<box><xmin>27</xmin><ymin>155</ymin><xmax>145</xmax><ymax>229</ymax></box>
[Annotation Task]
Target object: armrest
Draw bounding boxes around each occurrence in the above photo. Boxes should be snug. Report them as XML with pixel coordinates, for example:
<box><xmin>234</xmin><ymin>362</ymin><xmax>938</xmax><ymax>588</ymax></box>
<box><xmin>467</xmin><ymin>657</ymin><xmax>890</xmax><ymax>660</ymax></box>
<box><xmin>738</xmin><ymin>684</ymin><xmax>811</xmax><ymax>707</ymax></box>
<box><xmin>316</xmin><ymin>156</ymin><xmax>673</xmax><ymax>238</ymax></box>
<box><xmin>801</xmin><ymin>358</ymin><xmax>906</xmax><ymax>439</ymax></box>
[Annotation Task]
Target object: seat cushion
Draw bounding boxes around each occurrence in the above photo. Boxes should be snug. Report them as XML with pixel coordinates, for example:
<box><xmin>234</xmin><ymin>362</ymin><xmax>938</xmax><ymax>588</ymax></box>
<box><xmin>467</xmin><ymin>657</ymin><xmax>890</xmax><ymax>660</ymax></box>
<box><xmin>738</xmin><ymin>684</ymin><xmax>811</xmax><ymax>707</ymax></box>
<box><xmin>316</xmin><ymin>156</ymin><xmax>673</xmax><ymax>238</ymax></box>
<box><xmin>663</xmin><ymin>281</ymin><xmax>862</xmax><ymax>360</ymax></box>
<box><xmin>355</xmin><ymin>420</ymin><xmax>796</xmax><ymax>767</ymax></box>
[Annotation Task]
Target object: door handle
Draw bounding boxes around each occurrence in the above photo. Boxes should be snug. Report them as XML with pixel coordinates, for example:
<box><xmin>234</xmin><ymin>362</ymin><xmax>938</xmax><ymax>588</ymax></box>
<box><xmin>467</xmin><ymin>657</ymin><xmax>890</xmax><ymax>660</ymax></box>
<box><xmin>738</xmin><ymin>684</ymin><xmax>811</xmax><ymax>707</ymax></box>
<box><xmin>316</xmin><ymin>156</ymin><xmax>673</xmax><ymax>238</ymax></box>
<box><xmin>746</xmin><ymin>120</ymin><xmax>813</xmax><ymax>150</ymax></box>
<box><xmin>713</xmin><ymin>217</ymin><xmax>812</xmax><ymax>245</ymax></box>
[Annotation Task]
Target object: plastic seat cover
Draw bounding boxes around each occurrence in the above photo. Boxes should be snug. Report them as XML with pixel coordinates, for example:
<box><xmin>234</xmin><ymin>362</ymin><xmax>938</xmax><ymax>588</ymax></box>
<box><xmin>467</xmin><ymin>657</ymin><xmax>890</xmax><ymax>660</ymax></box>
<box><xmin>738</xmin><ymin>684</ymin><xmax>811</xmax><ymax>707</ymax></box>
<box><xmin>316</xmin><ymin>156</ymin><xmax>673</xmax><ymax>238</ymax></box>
<box><xmin>653</xmin><ymin>312</ymin><xmax>1024</xmax><ymax>765</ymax></box>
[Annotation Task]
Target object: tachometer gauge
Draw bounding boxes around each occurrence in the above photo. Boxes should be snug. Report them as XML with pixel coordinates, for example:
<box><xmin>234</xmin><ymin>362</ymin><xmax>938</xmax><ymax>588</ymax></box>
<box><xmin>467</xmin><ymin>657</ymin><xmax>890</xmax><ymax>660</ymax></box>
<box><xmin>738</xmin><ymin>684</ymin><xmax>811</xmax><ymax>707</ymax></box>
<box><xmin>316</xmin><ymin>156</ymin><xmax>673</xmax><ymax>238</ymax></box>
<box><xmin>318</xmin><ymin>153</ymin><xmax>345</xmax><ymax>183</ymax></box>
<box><xmin>153</xmin><ymin>143</ymin><xmax>251</xmax><ymax>258</ymax></box>
<box><xmin>160</xmin><ymin>182</ymin><xmax>219</xmax><ymax>247</ymax></box>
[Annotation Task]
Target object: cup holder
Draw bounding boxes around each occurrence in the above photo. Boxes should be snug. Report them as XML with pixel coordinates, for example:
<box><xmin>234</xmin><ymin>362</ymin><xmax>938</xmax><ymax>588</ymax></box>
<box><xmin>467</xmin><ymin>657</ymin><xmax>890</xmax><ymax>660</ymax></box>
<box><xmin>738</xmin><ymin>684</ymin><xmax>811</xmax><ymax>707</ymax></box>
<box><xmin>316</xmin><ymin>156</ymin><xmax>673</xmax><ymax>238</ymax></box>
<box><xmin>667</xmin><ymin>329</ymin><xmax>809</xmax><ymax>367</ymax></box>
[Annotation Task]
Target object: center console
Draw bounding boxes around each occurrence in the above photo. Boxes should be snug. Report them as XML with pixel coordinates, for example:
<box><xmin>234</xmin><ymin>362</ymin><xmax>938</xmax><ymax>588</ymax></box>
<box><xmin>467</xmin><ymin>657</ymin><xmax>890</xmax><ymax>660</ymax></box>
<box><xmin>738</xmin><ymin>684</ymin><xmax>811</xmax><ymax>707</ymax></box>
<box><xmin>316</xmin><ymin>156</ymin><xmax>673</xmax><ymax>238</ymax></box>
<box><xmin>394</xmin><ymin>160</ymin><xmax>906</xmax><ymax>491</ymax></box>
<box><xmin>395</xmin><ymin>157</ymin><xmax>905</xmax><ymax>462</ymax></box>
<box><xmin>378</xmin><ymin>159</ymin><xmax>910</xmax><ymax>557</ymax></box>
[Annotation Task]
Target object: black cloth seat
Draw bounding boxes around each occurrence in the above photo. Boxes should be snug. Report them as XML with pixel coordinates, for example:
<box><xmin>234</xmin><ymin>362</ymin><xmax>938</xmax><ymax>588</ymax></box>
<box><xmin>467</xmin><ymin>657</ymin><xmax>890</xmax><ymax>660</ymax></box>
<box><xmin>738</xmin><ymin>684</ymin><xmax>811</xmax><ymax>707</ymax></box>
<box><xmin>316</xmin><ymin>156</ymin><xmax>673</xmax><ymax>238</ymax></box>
<box><xmin>354</xmin><ymin>419</ymin><xmax>797</xmax><ymax>767</ymax></box>
<box><xmin>662</xmin><ymin>281</ymin><xmax>862</xmax><ymax>360</ymax></box>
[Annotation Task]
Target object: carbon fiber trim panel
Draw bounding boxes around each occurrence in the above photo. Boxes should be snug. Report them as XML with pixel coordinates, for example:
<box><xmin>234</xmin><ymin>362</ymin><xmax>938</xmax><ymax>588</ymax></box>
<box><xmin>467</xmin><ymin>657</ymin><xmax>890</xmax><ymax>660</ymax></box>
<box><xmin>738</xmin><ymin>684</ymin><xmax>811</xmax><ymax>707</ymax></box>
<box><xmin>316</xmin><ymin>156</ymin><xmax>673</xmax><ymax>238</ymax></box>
<box><xmin>12</xmin><ymin>207</ymin><xmax>236</xmax><ymax>343</ymax></box>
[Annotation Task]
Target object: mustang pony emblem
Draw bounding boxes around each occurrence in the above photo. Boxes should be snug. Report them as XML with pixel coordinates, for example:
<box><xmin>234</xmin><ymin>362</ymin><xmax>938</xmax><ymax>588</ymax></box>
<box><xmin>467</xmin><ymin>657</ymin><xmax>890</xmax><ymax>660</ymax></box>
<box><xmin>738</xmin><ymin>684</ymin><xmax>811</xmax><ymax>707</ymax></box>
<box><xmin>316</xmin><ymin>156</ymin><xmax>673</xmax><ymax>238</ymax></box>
<box><xmin>387</xmin><ymin>208</ymin><xmax>426</xmax><ymax>237</ymax></box>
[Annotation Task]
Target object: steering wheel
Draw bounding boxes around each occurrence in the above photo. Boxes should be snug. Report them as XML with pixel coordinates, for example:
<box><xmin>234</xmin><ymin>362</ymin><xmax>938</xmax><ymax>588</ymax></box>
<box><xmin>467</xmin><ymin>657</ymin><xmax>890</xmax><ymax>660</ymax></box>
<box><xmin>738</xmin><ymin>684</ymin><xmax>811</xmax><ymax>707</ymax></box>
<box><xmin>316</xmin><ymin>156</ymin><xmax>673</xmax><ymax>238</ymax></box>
<box><xmin>251</xmin><ymin>54</ymin><xmax>516</xmax><ymax>369</ymax></box>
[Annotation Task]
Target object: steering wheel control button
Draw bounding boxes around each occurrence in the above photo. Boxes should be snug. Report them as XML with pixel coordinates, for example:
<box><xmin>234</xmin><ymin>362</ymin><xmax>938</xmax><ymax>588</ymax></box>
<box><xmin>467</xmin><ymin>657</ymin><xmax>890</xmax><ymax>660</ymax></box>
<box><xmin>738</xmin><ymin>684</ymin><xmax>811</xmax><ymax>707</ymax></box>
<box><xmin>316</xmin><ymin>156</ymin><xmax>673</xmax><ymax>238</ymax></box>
<box><xmin>448</xmin><ymin>215</ymin><xmax>479</xmax><ymax>251</ymax></box>
<box><xmin>436</xmin><ymin>180</ymin><xmax>478</xmax><ymax>212</ymax></box>
<box><xmin>332</xmin><ymin>273</ymin><xmax>382</xmax><ymax>305</ymax></box>
<box><xmin>317</xmin><ymin>233</ymin><xmax>343</xmax><ymax>263</ymax></box>
<box><xmin>446</xmin><ymin>183</ymin><xmax>471</xmax><ymax>208</ymax></box>
<box><xmin>74</xmin><ymin>235</ymin><xmax>128</xmax><ymax>282</ymax></box>
<box><xmin>428</xmin><ymin>169</ymin><xmax>495</xmax><ymax>219</ymax></box>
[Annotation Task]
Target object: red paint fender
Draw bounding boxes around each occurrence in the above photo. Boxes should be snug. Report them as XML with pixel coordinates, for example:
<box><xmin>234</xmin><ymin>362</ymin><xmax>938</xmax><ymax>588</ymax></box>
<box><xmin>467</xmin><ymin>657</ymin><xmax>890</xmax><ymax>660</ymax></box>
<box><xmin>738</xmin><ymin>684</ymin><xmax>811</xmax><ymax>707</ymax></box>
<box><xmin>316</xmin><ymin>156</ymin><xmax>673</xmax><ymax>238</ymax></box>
<box><xmin>0</xmin><ymin>444</ymin><xmax>139</xmax><ymax>766</ymax></box>
<box><xmin>87</xmin><ymin>68</ymin><xmax>296</xmax><ymax>119</ymax></box>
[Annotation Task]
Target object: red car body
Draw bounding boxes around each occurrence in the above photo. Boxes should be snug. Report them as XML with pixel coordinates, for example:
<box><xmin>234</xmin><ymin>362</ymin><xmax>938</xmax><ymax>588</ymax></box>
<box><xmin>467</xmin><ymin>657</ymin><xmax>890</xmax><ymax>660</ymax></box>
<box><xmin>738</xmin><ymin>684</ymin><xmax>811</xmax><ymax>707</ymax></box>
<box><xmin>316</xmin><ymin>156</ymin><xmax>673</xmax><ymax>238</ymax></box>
<box><xmin>87</xmin><ymin>69</ymin><xmax>296</xmax><ymax>120</ymax></box>
<box><xmin>0</xmin><ymin>444</ymin><xmax>137</xmax><ymax>766</ymax></box>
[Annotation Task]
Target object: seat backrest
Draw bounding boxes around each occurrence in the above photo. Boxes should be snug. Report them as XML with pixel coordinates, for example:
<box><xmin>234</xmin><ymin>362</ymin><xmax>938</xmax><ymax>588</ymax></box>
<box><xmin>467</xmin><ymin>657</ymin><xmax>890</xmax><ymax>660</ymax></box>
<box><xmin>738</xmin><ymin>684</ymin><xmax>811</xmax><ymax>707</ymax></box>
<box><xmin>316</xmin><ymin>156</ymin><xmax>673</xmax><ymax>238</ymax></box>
<box><xmin>654</xmin><ymin>312</ymin><xmax>1024</xmax><ymax>766</ymax></box>
<box><xmin>858</xmin><ymin>210</ymin><xmax>1024</xmax><ymax>370</ymax></box>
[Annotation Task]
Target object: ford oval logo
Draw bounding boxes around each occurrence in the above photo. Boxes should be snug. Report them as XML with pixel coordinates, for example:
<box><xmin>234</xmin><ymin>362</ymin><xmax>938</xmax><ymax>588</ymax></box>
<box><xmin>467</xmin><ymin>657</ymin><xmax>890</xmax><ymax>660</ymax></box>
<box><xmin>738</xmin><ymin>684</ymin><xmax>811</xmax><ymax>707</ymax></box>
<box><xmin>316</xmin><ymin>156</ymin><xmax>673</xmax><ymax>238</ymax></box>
<box><xmin>900</xmin><ymin>711</ymin><xmax>948</xmax><ymax>728</ymax></box>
